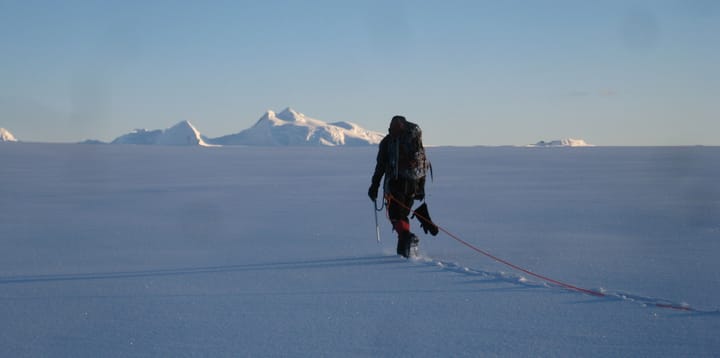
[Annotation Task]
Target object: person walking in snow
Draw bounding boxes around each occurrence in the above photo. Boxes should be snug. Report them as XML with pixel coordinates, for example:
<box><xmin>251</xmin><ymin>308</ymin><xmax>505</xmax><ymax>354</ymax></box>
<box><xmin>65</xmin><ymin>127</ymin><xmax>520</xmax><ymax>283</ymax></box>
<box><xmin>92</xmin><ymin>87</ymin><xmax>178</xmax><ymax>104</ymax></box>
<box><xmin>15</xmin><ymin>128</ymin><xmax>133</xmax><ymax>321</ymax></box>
<box><xmin>368</xmin><ymin>115</ymin><xmax>432</xmax><ymax>258</ymax></box>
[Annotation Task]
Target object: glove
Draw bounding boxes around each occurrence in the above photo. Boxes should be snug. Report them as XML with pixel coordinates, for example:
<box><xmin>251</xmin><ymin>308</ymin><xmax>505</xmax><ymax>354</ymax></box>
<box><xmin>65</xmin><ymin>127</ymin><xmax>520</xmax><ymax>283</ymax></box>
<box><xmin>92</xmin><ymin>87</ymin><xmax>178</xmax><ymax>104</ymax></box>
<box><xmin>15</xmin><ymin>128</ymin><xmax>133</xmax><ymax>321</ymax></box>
<box><xmin>368</xmin><ymin>185</ymin><xmax>379</xmax><ymax>202</ymax></box>
<box><xmin>412</xmin><ymin>202</ymin><xmax>439</xmax><ymax>236</ymax></box>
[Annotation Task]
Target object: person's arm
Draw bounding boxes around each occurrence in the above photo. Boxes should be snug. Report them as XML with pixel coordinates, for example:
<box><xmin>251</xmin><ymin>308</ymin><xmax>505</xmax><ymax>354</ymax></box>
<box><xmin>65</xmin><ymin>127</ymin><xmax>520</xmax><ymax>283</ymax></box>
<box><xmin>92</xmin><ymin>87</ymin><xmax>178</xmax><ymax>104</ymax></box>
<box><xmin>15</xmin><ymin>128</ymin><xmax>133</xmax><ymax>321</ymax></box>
<box><xmin>368</xmin><ymin>138</ymin><xmax>387</xmax><ymax>200</ymax></box>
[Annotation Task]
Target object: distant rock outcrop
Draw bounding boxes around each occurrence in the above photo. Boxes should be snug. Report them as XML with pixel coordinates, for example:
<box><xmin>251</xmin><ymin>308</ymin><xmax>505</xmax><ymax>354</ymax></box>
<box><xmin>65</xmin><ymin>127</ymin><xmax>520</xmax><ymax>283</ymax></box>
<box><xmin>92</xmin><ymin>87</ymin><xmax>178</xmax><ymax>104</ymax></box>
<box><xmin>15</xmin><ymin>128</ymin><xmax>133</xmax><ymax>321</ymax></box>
<box><xmin>78</xmin><ymin>139</ymin><xmax>107</xmax><ymax>145</ymax></box>
<box><xmin>529</xmin><ymin>138</ymin><xmax>593</xmax><ymax>147</ymax></box>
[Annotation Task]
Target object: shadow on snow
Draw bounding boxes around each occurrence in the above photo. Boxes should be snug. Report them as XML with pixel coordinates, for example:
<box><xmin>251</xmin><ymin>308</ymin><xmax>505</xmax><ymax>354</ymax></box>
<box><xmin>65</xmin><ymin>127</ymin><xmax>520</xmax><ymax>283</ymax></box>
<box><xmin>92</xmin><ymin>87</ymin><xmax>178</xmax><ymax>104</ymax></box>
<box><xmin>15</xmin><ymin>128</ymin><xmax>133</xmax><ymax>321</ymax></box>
<box><xmin>0</xmin><ymin>255</ymin><xmax>398</xmax><ymax>285</ymax></box>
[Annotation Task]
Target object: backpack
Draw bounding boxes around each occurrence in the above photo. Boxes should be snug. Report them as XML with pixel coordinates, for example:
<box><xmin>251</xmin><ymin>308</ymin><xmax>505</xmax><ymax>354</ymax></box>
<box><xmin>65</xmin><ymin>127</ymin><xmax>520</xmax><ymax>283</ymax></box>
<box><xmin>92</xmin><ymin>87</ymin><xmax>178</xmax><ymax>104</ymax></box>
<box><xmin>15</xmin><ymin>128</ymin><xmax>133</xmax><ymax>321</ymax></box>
<box><xmin>387</xmin><ymin>121</ymin><xmax>430</xmax><ymax>181</ymax></box>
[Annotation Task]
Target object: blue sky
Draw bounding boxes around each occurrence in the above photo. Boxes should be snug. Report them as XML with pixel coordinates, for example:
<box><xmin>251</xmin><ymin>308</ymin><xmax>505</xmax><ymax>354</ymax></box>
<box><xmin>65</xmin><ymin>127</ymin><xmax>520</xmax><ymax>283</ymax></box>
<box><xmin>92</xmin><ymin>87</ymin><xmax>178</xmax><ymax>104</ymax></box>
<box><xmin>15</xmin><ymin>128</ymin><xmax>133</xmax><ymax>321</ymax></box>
<box><xmin>1</xmin><ymin>0</ymin><xmax>718</xmax><ymax>145</ymax></box>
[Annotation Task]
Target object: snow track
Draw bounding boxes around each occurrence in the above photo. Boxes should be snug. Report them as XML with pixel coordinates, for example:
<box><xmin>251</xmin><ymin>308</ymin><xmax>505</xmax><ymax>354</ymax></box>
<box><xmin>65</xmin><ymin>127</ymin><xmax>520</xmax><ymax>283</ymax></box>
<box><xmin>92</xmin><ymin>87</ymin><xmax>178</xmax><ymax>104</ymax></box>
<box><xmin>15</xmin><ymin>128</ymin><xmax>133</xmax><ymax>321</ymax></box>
<box><xmin>409</xmin><ymin>254</ymin><xmax>719</xmax><ymax>315</ymax></box>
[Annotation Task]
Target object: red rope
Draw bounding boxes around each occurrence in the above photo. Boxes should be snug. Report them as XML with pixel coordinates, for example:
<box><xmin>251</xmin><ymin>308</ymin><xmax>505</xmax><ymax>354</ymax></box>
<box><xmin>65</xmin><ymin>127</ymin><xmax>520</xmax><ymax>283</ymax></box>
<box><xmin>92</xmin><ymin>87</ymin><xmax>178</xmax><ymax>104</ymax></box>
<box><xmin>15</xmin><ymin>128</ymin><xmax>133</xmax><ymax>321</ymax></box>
<box><xmin>387</xmin><ymin>195</ymin><xmax>605</xmax><ymax>297</ymax></box>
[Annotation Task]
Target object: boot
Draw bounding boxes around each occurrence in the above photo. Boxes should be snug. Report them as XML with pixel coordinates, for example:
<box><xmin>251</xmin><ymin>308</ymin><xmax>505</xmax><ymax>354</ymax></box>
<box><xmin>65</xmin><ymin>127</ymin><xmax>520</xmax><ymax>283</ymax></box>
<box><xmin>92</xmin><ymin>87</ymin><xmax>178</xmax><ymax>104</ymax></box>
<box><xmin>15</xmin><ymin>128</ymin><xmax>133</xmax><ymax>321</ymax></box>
<box><xmin>396</xmin><ymin>232</ymin><xmax>420</xmax><ymax>258</ymax></box>
<box><xmin>396</xmin><ymin>233</ymin><xmax>409</xmax><ymax>257</ymax></box>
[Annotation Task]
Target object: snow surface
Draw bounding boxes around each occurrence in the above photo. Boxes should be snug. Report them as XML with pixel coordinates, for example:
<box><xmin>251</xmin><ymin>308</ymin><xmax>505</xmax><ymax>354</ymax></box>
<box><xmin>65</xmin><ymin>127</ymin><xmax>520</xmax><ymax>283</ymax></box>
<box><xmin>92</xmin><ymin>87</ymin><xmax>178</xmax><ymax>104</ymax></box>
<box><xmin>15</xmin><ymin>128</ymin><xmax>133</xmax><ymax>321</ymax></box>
<box><xmin>0</xmin><ymin>128</ymin><xmax>18</xmax><ymax>142</ymax></box>
<box><xmin>1</xmin><ymin>143</ymin><xmax>719</xmax><ymax>357</ymax></box>
<box><xmin>210</xmin><ymin>108</ymin><xmax>384</xmax><ymax>146</ymax></box>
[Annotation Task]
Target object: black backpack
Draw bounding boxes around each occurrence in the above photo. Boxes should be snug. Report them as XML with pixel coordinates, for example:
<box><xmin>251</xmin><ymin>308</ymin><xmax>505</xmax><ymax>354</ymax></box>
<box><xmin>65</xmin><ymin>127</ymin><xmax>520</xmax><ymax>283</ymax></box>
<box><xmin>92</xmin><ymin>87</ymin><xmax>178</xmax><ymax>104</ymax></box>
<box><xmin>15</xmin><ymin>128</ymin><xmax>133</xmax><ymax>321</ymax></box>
<box><xmin>388</xmin><ymin>121</ymin><xmax>430</xmax><ymax>181</ymax></box>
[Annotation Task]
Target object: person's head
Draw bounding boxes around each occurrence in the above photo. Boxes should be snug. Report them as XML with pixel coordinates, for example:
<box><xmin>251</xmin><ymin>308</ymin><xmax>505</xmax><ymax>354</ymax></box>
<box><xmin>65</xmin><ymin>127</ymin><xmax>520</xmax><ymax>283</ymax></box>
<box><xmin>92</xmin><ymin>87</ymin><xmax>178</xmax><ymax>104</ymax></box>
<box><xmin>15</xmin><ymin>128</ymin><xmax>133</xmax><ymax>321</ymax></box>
<box><xmin>389</xmin><ymin>115</ymin><xmax>407</xmax><ymax>137</ymax></box>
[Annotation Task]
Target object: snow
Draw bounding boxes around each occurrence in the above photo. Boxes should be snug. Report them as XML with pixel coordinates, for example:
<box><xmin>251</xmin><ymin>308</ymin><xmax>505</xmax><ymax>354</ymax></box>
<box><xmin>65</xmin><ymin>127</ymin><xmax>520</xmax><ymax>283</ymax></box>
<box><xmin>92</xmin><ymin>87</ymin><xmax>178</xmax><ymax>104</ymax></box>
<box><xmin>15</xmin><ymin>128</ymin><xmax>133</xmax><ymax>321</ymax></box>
<box><xmin>112</xmin><ymin>121</ymin><xmax>210</xmax><ymax>146</ymax></box>
<box><xmin>9</xmin><ymin>109</ymin><xmax>383</xmax><ymax>147</ymax></box>
<box><xmin>155</xmin><ymin>120</ymin><xmax>210</xmax><ymax>146</ymax></box>
<box><xmin>0</xmin><ymin>128</ymin><xmax>18</xmax><ymax>142</ymax></box>
<box><xmin>530</xmin><ymin>138</ymin><xmax>594</xmax><ymax>147</ymax></box>
<box><xmin>1</xmin><ymin>143</ymin><xmax>719</xmax><ymax>357</ymax></box>
<box><xmin>211</xmin><ymin>107</ymin><xmax>384</xmax><ymax>146</ymax></box>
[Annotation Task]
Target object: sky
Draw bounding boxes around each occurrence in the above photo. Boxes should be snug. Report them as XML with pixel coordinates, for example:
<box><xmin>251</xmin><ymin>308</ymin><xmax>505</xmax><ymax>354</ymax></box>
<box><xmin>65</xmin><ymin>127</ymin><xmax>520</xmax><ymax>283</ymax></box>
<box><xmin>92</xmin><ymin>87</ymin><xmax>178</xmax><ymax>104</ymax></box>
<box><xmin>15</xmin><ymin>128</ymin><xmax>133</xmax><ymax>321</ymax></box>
<box><xmin>1</xmin><ymin>0</ymin><xmax>718</xmax><ymax>146</ymax></box>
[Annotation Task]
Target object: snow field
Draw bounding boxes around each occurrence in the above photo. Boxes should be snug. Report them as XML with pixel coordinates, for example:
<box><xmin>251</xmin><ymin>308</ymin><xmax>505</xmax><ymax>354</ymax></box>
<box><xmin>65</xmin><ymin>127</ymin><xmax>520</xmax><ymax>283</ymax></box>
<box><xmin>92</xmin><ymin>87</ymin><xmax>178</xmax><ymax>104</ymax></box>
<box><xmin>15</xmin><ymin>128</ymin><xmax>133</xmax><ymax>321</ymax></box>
<box><xmin>1</xmin><ymin>143</ymin><xmax>718</xmax><ymax>357</ymax></box>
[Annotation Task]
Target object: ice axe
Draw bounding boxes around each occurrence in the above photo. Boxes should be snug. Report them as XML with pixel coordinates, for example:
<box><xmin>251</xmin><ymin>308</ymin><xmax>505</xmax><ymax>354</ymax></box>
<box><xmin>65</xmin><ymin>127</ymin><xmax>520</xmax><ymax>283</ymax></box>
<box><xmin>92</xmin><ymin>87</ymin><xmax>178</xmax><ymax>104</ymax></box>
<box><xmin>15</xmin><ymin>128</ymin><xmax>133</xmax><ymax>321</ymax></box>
<box><xmin>372</xmin><ymin>200</ymin><xmax>383</xmax><ymax>243</ymax></box>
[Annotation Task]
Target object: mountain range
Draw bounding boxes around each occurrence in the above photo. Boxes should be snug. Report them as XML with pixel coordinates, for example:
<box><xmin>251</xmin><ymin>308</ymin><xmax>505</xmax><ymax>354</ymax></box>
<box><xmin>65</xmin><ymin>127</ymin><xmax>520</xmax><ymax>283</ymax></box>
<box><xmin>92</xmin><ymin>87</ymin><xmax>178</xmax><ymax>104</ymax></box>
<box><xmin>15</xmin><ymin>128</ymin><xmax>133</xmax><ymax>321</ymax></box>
<box><xmin>2</xmin><ymin>110</ymin><xmax>594</xmax><ymax>147</ymax></box>
<box><xmin>111</xmin><ymin>120</ymin><xmax>210</xmax><ymax>146</ymax></box>
<box><xmin>211</xmin><ymin>108</ymin><xmax>384</xmax><ymax>146</ymax></box>
<box><xmin>110</xmin><ymin>108</ymin><xmax>383</xmax><ymax>147</ymax></box>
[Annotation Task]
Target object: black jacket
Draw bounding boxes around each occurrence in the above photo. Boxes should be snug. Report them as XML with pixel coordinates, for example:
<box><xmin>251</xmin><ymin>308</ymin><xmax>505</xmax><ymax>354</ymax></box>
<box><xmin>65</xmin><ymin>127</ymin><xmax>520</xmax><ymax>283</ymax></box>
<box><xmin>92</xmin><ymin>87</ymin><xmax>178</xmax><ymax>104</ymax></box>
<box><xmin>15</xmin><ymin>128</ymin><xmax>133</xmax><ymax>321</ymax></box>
<box><xmin>371</xmin><ymin>135</ymin><xmax>426</xmax><ymax>199</ymax></box>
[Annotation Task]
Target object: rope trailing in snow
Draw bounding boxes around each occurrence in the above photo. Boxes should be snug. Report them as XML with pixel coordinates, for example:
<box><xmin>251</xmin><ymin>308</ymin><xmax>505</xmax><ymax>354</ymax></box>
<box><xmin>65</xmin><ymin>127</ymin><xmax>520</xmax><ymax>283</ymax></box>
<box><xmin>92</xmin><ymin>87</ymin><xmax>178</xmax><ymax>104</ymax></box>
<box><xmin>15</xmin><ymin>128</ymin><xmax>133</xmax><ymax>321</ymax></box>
<box><xmin>382</xmin><ymin>195</ymin><xmax>710</xmax><ymax>312</ymax></box>
<box><xmin>386</xmin><ymin>195</ymin><xmax>606</xmax><ymax>298</ymax></box>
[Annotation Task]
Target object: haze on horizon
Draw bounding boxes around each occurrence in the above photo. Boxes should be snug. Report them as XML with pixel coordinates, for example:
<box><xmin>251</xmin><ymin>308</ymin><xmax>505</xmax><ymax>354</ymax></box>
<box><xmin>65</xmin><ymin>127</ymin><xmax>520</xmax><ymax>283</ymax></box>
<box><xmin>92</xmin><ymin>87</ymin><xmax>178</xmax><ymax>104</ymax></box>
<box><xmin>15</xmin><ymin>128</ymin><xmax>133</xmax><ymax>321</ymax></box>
<box><xmin>1</xmin><ymin>1</ymin><xmax>718</xmax><ymax>146</ymax></box>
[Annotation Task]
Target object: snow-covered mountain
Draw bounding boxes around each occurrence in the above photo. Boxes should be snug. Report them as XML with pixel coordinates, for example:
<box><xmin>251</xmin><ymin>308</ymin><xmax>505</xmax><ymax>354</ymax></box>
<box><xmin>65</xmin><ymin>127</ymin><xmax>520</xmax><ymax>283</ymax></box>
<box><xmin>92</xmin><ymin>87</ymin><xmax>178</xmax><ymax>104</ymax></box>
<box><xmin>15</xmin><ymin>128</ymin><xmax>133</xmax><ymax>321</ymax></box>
<box><xmin>529</xmin><ymin>138</ymin><xmax>593</xmax><ymax>147</ymax></box>
<box><xmin>0</xmin><ymin>128</ymin><xmax>18</xmax><ymax>142</ymax></box>
<box><xmin>210</xmin><ymin>108</ymin><xmax>384</xmax><ymax>146</ymax></box>
<box><xmin>112</xmin><ymin>121</ymin><xmax>210</xmax><ymax>146</ymax></box>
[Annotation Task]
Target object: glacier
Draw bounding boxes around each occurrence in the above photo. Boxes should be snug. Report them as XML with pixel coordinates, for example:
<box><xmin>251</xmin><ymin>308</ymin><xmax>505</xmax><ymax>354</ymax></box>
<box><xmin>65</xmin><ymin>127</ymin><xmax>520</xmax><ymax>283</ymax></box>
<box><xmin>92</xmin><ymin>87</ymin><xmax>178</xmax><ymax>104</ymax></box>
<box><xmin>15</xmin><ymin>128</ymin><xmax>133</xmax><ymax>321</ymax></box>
<box><xmin>0</xmin><ymin>143</ymin><xmax>718</xmax><ymax>357</ymax></box>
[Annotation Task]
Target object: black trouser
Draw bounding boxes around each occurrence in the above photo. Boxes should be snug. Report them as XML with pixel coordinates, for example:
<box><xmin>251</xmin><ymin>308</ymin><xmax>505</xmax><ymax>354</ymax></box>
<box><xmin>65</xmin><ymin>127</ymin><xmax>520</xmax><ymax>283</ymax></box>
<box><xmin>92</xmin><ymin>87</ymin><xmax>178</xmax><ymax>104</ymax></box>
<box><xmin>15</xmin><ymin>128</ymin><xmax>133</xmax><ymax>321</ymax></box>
<box><xmin>386</xmin><ymin>178</ymin><xmax>417</xmax><ymax>234</ymax></box>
